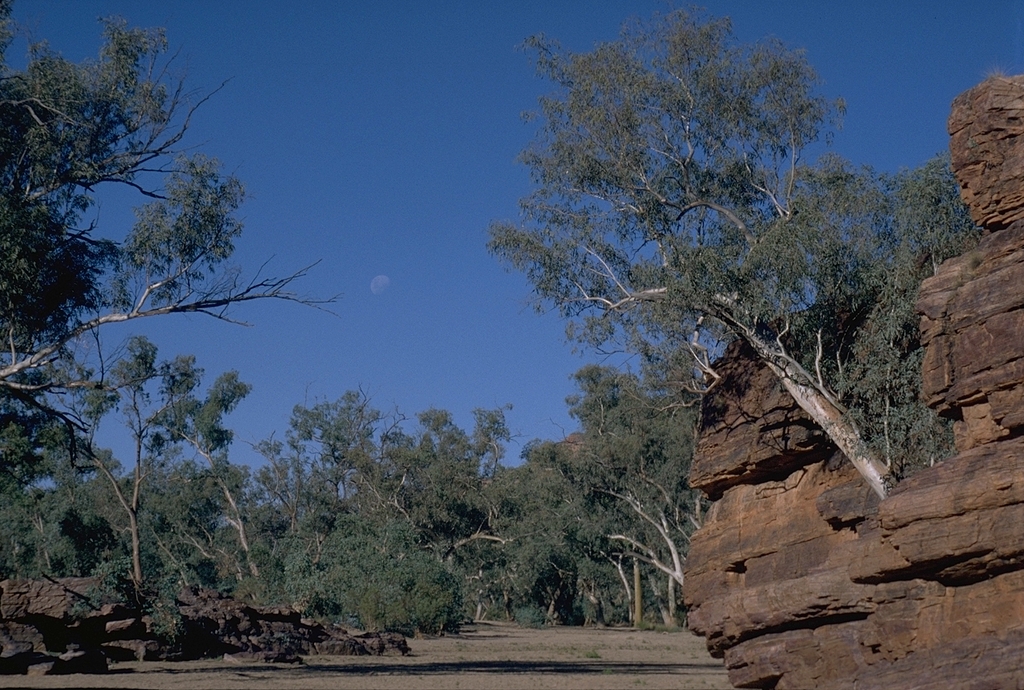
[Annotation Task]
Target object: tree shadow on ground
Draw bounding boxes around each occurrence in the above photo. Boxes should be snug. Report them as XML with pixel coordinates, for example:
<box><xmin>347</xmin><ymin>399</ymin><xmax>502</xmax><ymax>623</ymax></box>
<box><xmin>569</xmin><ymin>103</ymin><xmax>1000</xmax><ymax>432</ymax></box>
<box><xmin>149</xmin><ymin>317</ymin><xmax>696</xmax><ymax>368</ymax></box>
<box><xmin>132</xmin><ymin>659</ymin><xmax>723</xmax><ymax>677</ymax></box>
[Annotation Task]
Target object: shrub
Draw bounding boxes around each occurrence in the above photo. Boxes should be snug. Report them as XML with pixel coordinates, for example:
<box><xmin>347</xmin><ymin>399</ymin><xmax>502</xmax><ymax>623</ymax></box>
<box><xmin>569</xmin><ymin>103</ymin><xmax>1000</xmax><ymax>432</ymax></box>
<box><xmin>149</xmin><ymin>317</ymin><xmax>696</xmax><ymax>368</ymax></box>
<box><xmin>266</xmin><ymin>517</ymin><xmax>464</xmax><ymax>636</ymax></box>
<box><xmin>513</xmin><ymin>604</ymin><xmax>546</xmax><ymax>628</ymax></box>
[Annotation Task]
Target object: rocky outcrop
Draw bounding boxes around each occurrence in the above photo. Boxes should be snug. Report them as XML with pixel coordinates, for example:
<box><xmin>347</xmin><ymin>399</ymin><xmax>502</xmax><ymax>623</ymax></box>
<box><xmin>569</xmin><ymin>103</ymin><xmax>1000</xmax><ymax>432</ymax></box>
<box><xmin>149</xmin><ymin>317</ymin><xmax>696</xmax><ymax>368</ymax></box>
<box><xmin>948</xmin><ymin>74</ymin><xmax>1024</xmax><ymax>230</ymax></box>
<box><xmin>0</xmin><ymin>578</ymin><xmax>408</xmax><ymax>675</ymax></box>
<box><xmin>691</xmin><ymin>340</ymin><xmax>835</xmax><ymax>500</ymax></box>
<box><xmin>918</xmin><ymin>220</ymin><xmax>1024</xmax><ymax>451</ymax></box>
<box><xmin>683</xmin><ymin>75</ymin><xmax>1024</xmax><ymax>689</ymax></box>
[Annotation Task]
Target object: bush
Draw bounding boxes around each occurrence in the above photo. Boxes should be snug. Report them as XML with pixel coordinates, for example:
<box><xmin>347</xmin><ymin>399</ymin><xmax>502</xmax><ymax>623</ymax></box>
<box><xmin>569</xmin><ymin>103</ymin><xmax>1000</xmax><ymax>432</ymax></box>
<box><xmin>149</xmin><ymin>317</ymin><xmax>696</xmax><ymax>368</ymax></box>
<box><xmin>513</xmin><ymin>604</ymin><xmax>546</xmax><ymax>628</ymax></box>
<box><xmin>266</xmin><ymin>517</ymin><xmax>464</xmax><ymax>636</ymax></box>
<box><xmin>90</xmin><ymin>555</ymin><xmax>137</xmax><ymax>606</ymax></box>
<box><xmin>351</xmin><ymin>560</ymin><xmax>463</xmax><ymax>635</ymax></box>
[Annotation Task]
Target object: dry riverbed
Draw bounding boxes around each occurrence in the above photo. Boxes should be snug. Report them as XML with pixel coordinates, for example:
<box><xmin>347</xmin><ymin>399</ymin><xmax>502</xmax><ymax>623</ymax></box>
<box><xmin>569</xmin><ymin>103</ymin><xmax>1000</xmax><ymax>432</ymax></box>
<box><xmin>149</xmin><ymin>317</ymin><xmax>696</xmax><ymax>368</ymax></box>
<box><xmin>4</xmin><ymin>621</ymin><xmax>730</xmax><ymax>690</ymax></box>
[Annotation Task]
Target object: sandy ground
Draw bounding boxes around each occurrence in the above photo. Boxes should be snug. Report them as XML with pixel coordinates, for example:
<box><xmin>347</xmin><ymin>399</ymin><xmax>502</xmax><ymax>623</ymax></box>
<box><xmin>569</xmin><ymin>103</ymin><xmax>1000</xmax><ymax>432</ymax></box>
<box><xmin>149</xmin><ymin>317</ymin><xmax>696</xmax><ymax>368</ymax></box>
<box><xmin>2</xmin><ymin>621</ymin><xmax>731</xmax><ymax>690</ymax></box>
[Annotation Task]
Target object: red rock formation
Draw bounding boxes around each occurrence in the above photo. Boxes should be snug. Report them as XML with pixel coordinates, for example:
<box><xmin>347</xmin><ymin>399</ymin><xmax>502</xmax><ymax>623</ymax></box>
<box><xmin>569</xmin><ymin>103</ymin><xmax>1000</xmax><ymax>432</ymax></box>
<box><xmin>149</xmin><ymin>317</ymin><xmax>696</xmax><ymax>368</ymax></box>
<box><xmin>691</xmin><ymin>340</ymin><xmax>835</xmax><ymax>500</ymax></box>
<box><xmin>0</xmin><ymin>577</ymin><xmax>99</xmax><ymax>621</ymax></box>
<box><xmin>682</xmin><ymin>76</ymin><xmax>1024</xmax><ymax>689</ymax></box>
<box><xmin>948</xmin><ymin>75</ymin><xmax>1024</xmax><ymax>230</ymax></box>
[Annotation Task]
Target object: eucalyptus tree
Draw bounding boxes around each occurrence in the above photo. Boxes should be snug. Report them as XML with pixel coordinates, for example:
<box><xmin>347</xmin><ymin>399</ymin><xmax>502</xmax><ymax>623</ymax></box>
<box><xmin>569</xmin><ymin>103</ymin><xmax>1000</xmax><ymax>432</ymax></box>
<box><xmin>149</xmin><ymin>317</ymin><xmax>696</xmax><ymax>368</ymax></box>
<box><xmin>559</xmin><ymin>364</ymin><xmax>701</xmax><ymax>624</ymax></box>
<box><xmin>481</xmin><ymin>449</ymin><xmax>584</xmax><ymax>624</ymax></box>
<box><xmin>0</xmin><ymin>6</ymin><xmax>324</xmax><ymax>471</ymax></box>
<box><xmin>355</xmin><ymin>406</ymin><xmax>511</xmax><ymax>562</ymax></box>
<box><xmin>472</xmin><ymin>405</ymin><xmax>512</xmax><ymax>479</ymax></box>
<box><xmin>161</xmin><ymin>370</ymin><xmax>258</xmax><ymax>579</ymax></box>
<box><xmin>252</xmin><ymin>395</ymin><xmax>505</xmax><ymax>632</ymax></box>
<box><xmin>146</xmin><ymin>458</ymin><xmax>249</xmax><ymax>588</ymax></box>
<box><xmin>87</xmin><ymin>336</ymin><xmax>197</xmax><ymax>589</ymax></box>
<box><xmin>253</xmin><ymin>390</ymin><xmax>384</xmax><ymax>564</ymax></box>
<box><xmin>829</xmin><ymin>158</ymin><xmax>976</xmax><ymax>477</ymax></box>
<box><xmin>490</xmin><ymin>9</ymin><xmax>975</xmax><ymax>497</ymax></box>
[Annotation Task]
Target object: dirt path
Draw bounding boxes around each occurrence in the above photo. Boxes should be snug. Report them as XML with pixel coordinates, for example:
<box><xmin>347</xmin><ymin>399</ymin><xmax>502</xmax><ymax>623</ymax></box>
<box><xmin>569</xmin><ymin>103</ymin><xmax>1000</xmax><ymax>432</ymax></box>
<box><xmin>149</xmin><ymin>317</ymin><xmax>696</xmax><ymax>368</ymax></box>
<box><xmin>7</xmin><ymin>622</ymin><xmax>730</xmax><ymax>689</ymax></box>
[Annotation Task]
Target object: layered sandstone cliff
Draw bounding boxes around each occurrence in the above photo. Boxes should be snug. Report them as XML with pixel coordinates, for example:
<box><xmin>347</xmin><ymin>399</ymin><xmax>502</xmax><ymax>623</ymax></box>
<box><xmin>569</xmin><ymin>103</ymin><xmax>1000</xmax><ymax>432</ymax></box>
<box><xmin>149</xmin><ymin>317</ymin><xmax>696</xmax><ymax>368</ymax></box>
<box><xmin>682</xmin><ymin>76</ymin><xmax>1024</xmax><ymax>689</ymax></box>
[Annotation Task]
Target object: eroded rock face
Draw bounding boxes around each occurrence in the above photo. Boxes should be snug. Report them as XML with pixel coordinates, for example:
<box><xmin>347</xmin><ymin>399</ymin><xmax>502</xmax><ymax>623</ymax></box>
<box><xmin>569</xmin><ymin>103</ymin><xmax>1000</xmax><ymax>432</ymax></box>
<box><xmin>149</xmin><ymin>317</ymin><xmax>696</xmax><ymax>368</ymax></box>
<box><xmin>683</xmin><ymin>75</ymin><xmax>1024</xmax><ymax>689</ymax></box>
<box><xmin>691</xmin><ymin>340</ymin><xmax>835</xmax><ymax>500</ymax></box>
<box><xmin>918</xmin><ymin>221</ymin><xmax>1024</xmax><ymax>450</ymax></box>
<box><xmin>949</xmin><ymin>75</ymin><xmax>1024</xmax><ymax>230</ymax></box>
<box><xmin>0</xmin><ymin>577</ymin><xmax>98</xmax><ymax>620</ymax></box>
<box><xmin>684</xmin><ymin>350</ymin><xmax>1024</xmax><ymax>687</ymax></box>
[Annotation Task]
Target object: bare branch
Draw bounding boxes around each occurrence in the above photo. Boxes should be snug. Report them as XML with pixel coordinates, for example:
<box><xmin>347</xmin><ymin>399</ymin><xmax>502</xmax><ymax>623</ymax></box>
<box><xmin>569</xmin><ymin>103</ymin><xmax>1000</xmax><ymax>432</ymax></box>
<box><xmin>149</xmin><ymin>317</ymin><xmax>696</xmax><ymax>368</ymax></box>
<box><xmin>674</xmin><ymin>200</ymin><xmax>756</xmax><ymax>248</ymax></box>
<box><xmin>0</xmin><ymin>263</ymin><xmax>335</xmax><ymax>388</ymax></box>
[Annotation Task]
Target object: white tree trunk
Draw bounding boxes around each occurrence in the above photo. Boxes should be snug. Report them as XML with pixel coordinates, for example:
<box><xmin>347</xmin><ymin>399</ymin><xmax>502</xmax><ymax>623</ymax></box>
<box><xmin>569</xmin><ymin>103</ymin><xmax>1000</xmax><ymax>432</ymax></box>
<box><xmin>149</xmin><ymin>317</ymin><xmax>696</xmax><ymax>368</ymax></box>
<box><xmin>734</xmin><ymin>324</ymin><xmax>890</xmax><ymax>499</ymax></box>
<box><xmin>633</xmin><ymin>560</ymin><xmax>643</xmax><ymax>626</ymax></box>
<box><xmin>776</xmin><ymin>375</ymin><xmax>889</xmax><ymax>499</ymax></box>
<box><xmin>668</xmin><ymin>573</ymin><xmax>676</xmax><ymax>622</ymax></box>
<box><xmin>708</xmin><ymin>298</ymin><xmax>891</xmax><ymax>499</ymax></box>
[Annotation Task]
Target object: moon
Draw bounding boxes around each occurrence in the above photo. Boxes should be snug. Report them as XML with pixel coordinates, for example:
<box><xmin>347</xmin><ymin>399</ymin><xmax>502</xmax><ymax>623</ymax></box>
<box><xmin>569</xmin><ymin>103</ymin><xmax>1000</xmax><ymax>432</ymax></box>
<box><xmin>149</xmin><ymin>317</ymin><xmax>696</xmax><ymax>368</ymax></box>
<box><xmin>370</xmin><ymin>275</ymin><xmax>390</xmax><ymax>294</ymax></box>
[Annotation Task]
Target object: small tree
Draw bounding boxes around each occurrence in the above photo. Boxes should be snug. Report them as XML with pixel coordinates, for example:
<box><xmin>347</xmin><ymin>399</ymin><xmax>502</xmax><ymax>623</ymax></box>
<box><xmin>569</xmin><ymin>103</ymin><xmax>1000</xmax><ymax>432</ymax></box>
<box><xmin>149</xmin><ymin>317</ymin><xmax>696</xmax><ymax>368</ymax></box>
<box><xmin>490</xmin><ymin>10</ymin><xmax>975</xmax><ymax>497</ymax></box>
<box><xmin>163</xmin><ymin>370</ymin><xmax>258</xmax><ymax>579</ymax></box>
<box><xmin>86</xmin><ymin>336</ymin><xmax>195</xmax><ymax>590</ymax></box>
<box><xmin>254</xmin><ymin>391</ymin><xmax>384</xmax><ymax>564</ymax></box>
<box><xmin>354</xmin><ymin>406</ymin><xmax>510</xmax><ymax>562</ymax></box>
<box><xmin>483</xmin><ymin>452</ymin><xmax>585</xmax><ymax>624</ymax></box>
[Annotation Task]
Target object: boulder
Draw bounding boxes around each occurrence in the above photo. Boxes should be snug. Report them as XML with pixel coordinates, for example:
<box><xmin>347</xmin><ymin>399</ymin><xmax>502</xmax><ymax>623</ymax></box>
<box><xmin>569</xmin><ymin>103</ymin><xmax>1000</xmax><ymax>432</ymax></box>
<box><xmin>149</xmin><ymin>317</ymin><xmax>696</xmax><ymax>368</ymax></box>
<box><xmin>315</xmin><ymin>637</ymin><xmax>370</xmax><ymax>656</ymax></box>
<box><xmin>101</xmin><ymin>638</ymin><xmax>163</xmax><ymax>662</ymax></box>
<box><xmin>50</xmin><ymin>647</ymin><xmax>108</xmax><ymax>675</ymax></box>
<box><xmin>948</xmin><ymin>74</ymin><xmax>1024</xmax><ymax>229</ymax></box>
<box><xmin>0</xmin><ymin>621</ymin><xmax>45</xmax><ymax>653</ymax></box>
<box><xmin>0</xmin><ymin>651</ymin><xmax>52</xmax><ymax>675</ymax></box>
<box><xmin>0</xmin><ymin>577</ymin><xmax>98</xmax><ymax>621</ymax></box>
<box><xmin>0</xmin><ymin>581</ymin><xmax>410</xmax><ymax>674</ymax></box>
<box><xmin>223</xmin><ymin>649</ymin><xmax>302</xmax><ymax>664</ymax></box>
<box><xmin>354</xmin><ymin>631</ymin><xmax>410</xmax><ymax>656</ymax></box>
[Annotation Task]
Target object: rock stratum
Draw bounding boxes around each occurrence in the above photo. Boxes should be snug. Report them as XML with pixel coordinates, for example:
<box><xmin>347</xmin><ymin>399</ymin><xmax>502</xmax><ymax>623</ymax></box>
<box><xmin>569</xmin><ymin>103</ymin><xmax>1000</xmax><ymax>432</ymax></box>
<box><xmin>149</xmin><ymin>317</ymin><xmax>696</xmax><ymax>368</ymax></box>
<box><xmin>682</xmin><ymin>76</ymin><xmax>1024</xmax><ymax>689</ymax></box>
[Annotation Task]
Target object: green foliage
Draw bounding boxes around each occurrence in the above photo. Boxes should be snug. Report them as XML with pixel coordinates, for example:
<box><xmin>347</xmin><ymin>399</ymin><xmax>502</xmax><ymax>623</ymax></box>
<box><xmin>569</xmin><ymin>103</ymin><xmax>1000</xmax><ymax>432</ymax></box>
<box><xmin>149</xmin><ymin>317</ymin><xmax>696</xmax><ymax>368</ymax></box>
<box><xmin>0</xmin><ymin>11</ymin><xmax>209</xmax><ymax>353</ymax></box>
<box><xmin>513</xmin><ymin>604</ymin><xmax>546</xmax><ymax>628</ymax></box>
<box><xmin>146</xmin><ymin>596</ymin><xmax>185</xmax><ymax>644</ymax></box>
<box><xmin>145</xmin><ymin>459</ymin><xmax>247</xmax><ymax>589</ymax></box>
<box><xmin>472</xmin><ymin>405</ymin><xmax>512</xmax><ymax>478</ymax></box>
<box><xmin>92</xmin><ymin>554</ymin><xmax>137</xmax><ymax>605</ymax></box>
<box><xmin>256</xmin><ymin>390</ymin><xmax>381</xmax><ymax>536</ymax></box>
<box><xmin>382</xmin><ymin>408</ymin><xmax>493</xmax><ymax>558</ymax></box>
<box><xmin>479</xmin><ymin>445</ymin><xmax>623</xmax><ymax>626</ymax></box>
<box><xmin>478</xmin><ymin>366</ymin><xmax>699</xmax><ymax>627</ymax></box>
<box><xmin>0</xmin><ymin>10</ymin><xmax>517</xmax><ymax>632</ymax></box>
<box><xmin>142</xmin><ymin>574</ymin><xmax>187</xmax><ymax>644</ymax></box>
<box><xmin>0</xmin><ymin>6</ymin><xmax>315</xmax><ymax>487</ymax></box>
<box><xmin>491</xmin><ymin>8</ymin><xmax>841</xmax><ymax>356</ymax></box>
<box><xmin>260</xmin><ymin>517</ymin><xmax>464</xmax><ymax>636</ymax></box>
<box><xmin>561</xmin><ymin>365</ymin><xmax>699</xmax><ymax>585</ymax></box>
<box><xmin>785</xmin><ymin>156</ymin><xmax>977</xmax><ymax>478</ymax></box>
<box><xmin>1</xmin><ymin>366</ymin><xmax>698</xmax><ymax>631</ymax></box>
<box><xmin>56</xmin><ymin>507</ymin><xmax>117</xmax><ymax>575</ymax></box>
<box><xmin>117</xmin><ymin>154</ymin><xmax>245</xmax><ymax>310</ymax></box>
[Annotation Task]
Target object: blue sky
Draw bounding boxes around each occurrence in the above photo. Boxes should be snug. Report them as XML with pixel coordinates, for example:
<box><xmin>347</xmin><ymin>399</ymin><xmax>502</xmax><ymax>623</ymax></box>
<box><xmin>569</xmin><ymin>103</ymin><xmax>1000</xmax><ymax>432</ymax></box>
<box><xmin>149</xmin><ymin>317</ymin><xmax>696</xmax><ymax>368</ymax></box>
<box><xmin>11</xmin><ymin>1</ymin><xmax>1024</xmax><ymax>467</ymax></box>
